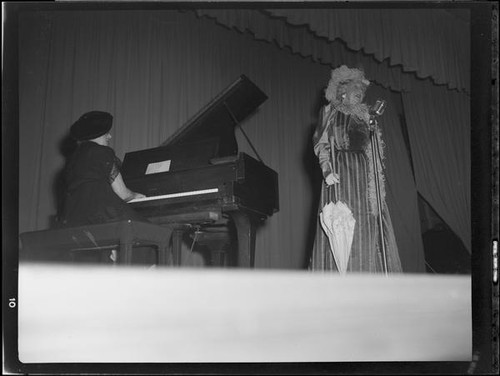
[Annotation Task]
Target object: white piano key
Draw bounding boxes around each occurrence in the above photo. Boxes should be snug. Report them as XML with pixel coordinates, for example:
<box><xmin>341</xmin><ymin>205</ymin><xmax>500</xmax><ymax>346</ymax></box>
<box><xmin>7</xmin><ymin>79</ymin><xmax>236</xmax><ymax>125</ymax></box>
<box><xmin>128</xmin><ymin>188</ymin><xmax>219</xmax><ymax>203</ymax></box>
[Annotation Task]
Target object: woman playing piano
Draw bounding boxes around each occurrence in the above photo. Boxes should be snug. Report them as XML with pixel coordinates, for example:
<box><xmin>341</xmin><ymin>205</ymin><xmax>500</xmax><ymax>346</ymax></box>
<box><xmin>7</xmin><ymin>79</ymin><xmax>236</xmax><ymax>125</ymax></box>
<box><xmin>60</xmin><ymin>111</ymin><xmax>147</xmax><ymax>227</ymax></box>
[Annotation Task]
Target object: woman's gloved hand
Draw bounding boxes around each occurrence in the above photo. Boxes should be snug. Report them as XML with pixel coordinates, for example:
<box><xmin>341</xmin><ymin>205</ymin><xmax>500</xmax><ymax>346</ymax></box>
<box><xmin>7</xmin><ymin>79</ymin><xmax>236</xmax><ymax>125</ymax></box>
<box><xmin>325</xmin><ymin>173</ymin><xmax>340</xmax><ymax>185</ymax></box>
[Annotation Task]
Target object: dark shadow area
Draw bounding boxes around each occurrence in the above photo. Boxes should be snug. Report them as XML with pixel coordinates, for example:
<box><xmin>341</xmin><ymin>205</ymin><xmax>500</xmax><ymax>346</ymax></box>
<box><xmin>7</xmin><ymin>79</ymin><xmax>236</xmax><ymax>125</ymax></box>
<box><xmin>51</xmin><ymin>133</ymin><xmax>78</xmax><ymax>228</ymax></box>
<box><xmin>190</xmin><ymin>224</ymin><xmax>234</xmax><ymax>267</ymax></box>
<box><xmin>417</xmin><ymin>194</ymin><xmax>470</xmax><ymax>274</ymax></box>
<box><xmin>301</xmin><ymin>88</ymin><xmax>328</xmax><ymax>269</ymax></box>
<box><xmin>20</xmin><ymin>245</ymin><xmax>160</xmax><ymax>266</ymax></box>
<box><xmin>397</xmin><ymin>112</ymin><xmax>416</xmax><ymax>179</ymax></box>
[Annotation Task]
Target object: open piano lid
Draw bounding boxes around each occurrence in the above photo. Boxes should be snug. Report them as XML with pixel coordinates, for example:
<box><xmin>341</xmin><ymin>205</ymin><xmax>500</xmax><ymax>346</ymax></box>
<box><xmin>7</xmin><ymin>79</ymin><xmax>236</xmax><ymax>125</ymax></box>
<box><xmin>121</xmin><ymin>75</ymin><xmax>268</xmax><ymax>178</ymax></box>
<box><xmin>160</xmin><ymin>74</ymin><xmax>268</xmax><ymax>154</ymax></box>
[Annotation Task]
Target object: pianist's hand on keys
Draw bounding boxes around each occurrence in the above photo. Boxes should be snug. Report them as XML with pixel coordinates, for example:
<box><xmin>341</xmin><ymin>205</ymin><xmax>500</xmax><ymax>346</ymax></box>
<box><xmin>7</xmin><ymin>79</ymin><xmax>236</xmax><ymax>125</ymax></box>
<box><xmin>126</xmin><ymin>192</ymin><xmax>146</xmax><ymax>202</ymax></box>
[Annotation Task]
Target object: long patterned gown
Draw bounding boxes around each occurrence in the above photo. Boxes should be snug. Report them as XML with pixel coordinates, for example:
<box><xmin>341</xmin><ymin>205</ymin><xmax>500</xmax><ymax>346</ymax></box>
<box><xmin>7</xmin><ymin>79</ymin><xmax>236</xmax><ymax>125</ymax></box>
<box><xmin>310</xmin><ymin>103</ymin><xmax>403</xmax><ymax>273</ymax></box>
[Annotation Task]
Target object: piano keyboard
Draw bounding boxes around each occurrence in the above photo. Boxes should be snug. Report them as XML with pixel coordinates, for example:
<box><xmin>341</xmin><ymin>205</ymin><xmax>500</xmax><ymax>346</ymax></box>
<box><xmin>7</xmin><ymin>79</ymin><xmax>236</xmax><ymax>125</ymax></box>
<box><xmin>128</xmin><ymin>188</ymin><xmax>219</xmax><ymax>204</ymax></box>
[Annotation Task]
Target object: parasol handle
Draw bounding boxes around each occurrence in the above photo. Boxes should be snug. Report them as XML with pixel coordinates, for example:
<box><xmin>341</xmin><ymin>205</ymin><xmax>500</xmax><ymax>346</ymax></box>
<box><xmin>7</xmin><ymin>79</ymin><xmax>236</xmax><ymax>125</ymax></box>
<box><xmin>329</xmin><ymin>140</ymin><xmax>340</xmax><ymax>203</ymax></box>
<box><xmin>328</xmin><ymin>182</ymin><xmax>339</xmax><ymax>203</ymax></box>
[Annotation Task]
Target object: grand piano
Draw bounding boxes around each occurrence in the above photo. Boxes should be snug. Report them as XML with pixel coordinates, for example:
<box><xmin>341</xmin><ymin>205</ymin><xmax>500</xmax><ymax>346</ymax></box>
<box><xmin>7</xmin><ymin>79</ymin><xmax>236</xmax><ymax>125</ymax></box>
<box><xmin>121</xmin><ymin>75</ymin><xmax>279</xmax><ymax>267</ymax></box>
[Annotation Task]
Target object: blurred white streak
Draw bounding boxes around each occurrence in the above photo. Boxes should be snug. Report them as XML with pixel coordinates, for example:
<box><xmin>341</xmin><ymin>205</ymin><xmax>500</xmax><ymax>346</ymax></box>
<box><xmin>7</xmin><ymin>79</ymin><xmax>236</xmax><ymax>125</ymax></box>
<box><xmin>18</xmin><ymin>263</ymin><xmax>471</xmax><ymax>363</ymax></box>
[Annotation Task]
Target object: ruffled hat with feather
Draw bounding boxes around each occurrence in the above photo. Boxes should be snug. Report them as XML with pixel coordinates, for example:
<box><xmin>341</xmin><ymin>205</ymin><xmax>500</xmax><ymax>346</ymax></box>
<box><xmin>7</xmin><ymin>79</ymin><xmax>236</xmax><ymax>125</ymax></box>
<box><xmin>325</xmin><ymin>65</ymin><xmax>370</xmax><ymax>103</ymax></box>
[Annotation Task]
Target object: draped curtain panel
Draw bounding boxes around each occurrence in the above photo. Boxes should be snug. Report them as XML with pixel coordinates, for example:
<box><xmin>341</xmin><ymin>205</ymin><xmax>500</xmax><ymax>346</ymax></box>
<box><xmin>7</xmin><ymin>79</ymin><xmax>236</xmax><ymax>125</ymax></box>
<box><xmin>402</xmin><ymin>80</ymin><xmax>471</xmax><ymax>252</ymax></box>
<box><xmin>18</xmin><ymin>8</ymin><xmax>446</xmax><ymax>271</ymax></box>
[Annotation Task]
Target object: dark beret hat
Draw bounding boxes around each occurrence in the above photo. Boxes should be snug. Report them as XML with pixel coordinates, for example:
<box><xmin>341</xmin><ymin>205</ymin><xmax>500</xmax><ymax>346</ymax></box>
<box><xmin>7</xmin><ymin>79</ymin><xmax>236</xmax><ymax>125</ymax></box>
<box><xmin>70</xmin><ymin>111</ymin><xmax>113</xmax><ymax>141</ymax></box>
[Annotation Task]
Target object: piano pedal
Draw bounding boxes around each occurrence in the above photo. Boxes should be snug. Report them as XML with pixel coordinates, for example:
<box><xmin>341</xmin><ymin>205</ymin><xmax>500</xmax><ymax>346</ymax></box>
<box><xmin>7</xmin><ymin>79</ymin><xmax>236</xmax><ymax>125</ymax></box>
<box><xmin>109</xmin><ymin>249</ymin><xmax>118</xmax><ymax>265</ymax></box>
<box><xmin>189</xmin><ymin>229</ymin><xmax>204</xmax><ymax>253</ymax></box>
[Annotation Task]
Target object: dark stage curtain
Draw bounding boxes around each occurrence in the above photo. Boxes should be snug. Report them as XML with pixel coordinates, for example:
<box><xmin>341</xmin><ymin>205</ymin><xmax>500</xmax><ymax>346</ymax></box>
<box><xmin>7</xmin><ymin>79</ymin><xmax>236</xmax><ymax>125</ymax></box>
<box><xmin>17</xmin><ymin>8</ymin><xmax>469</xmax><ymax>270</ymax></box>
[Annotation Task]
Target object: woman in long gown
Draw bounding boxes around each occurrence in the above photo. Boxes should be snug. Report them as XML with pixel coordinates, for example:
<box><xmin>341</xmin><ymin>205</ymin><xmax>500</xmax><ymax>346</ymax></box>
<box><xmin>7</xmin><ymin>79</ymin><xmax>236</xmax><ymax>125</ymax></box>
<box><xmin>310</xmin><ymin>65</ymin><xmax>402</xmax><ymax>273</ymax></box>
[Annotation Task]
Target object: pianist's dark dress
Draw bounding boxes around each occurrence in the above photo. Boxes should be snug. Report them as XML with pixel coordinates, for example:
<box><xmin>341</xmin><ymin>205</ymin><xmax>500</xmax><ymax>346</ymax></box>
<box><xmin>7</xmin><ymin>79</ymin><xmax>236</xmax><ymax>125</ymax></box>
<box><xmin>61</xmin><ymin>141</ymin><xmax>144</xmax><ymax>226</ymax></box>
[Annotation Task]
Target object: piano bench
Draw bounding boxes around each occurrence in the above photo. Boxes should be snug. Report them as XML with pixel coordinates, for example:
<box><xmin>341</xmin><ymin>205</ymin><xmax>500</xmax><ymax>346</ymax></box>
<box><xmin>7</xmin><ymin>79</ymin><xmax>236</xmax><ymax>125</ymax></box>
<box><xmin>19</xmin><ymin>220</ymin><xmax>174</xmax><ymax>266</ymax></box>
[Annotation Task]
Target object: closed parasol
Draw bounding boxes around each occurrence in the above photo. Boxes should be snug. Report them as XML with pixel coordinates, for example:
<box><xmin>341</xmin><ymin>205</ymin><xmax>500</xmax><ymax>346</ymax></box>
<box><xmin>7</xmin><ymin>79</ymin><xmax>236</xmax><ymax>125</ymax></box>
<box><xmin>319</xmin><ymin>146</ymin><xmax>356</xmax><ymax>274</ymax></box>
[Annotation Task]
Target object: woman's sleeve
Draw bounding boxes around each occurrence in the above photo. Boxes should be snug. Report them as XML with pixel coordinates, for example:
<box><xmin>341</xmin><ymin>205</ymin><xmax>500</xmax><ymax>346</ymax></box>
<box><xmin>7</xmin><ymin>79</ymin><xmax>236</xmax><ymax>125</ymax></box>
<box><xmin>312</xmin><ymin>105</ymin><xmax>334</xmax><ymax>180</ymax></box>
<box><xmin>108</xmin><ymin>155</ymin><xmax>122</xmax><ymax>184</ymax></box>
<box><xmin>93</xmin><ymin>146</ymin><xmax>122</xmax><ymax>184</ymax></box>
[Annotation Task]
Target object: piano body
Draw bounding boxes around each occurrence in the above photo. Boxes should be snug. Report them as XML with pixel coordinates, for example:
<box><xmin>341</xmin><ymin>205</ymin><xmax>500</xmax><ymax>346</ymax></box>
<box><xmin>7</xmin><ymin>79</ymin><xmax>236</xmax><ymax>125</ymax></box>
<box><xmin>121</xmin><ymin>75</ymin><xmax>279</xmax><ymax>267</ymax></box>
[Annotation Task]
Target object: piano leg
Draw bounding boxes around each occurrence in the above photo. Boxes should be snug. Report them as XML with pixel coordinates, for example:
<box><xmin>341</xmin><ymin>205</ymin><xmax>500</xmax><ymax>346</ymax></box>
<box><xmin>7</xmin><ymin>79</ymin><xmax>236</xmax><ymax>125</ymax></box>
<box><xmin>158</xmin><ymin>240</ymin><xmax>171</xmax><ymax>266</ymax></box>
<box><xmin>227</xmin><ymin>211</ymin><xmax>256</xmax><ymax>268</ymax></box>
<box><xmin>118</xmin><ymin>236</ymin><xmax>133</xmax><ymax>265</ymax></box>
<box><xmin>172</xmin><ymin>229</ymin><xmax>184</xmax><ymax>266</ymax></box>
<box><xmin>211</xmin><ymin>251</ymin><xmax>226</xmax><ymax>267</ymax></box>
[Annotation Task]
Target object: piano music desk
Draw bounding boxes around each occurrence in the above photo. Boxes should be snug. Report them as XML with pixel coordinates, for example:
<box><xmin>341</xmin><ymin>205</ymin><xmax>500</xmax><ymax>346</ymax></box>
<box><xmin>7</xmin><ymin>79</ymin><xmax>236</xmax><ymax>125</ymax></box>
<box><xmin>19</xmin><ymin>220</ymin><xmax>173</xmax><ymax>266</ymax></box>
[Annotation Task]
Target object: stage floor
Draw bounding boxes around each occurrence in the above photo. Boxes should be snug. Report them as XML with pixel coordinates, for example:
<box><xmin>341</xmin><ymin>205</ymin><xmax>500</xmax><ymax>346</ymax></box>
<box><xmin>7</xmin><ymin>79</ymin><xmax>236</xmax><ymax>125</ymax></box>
<box><xmin>16</xmin><ymin>262</ymin><xmax>471</xmax><ymax>363</ymax></box>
